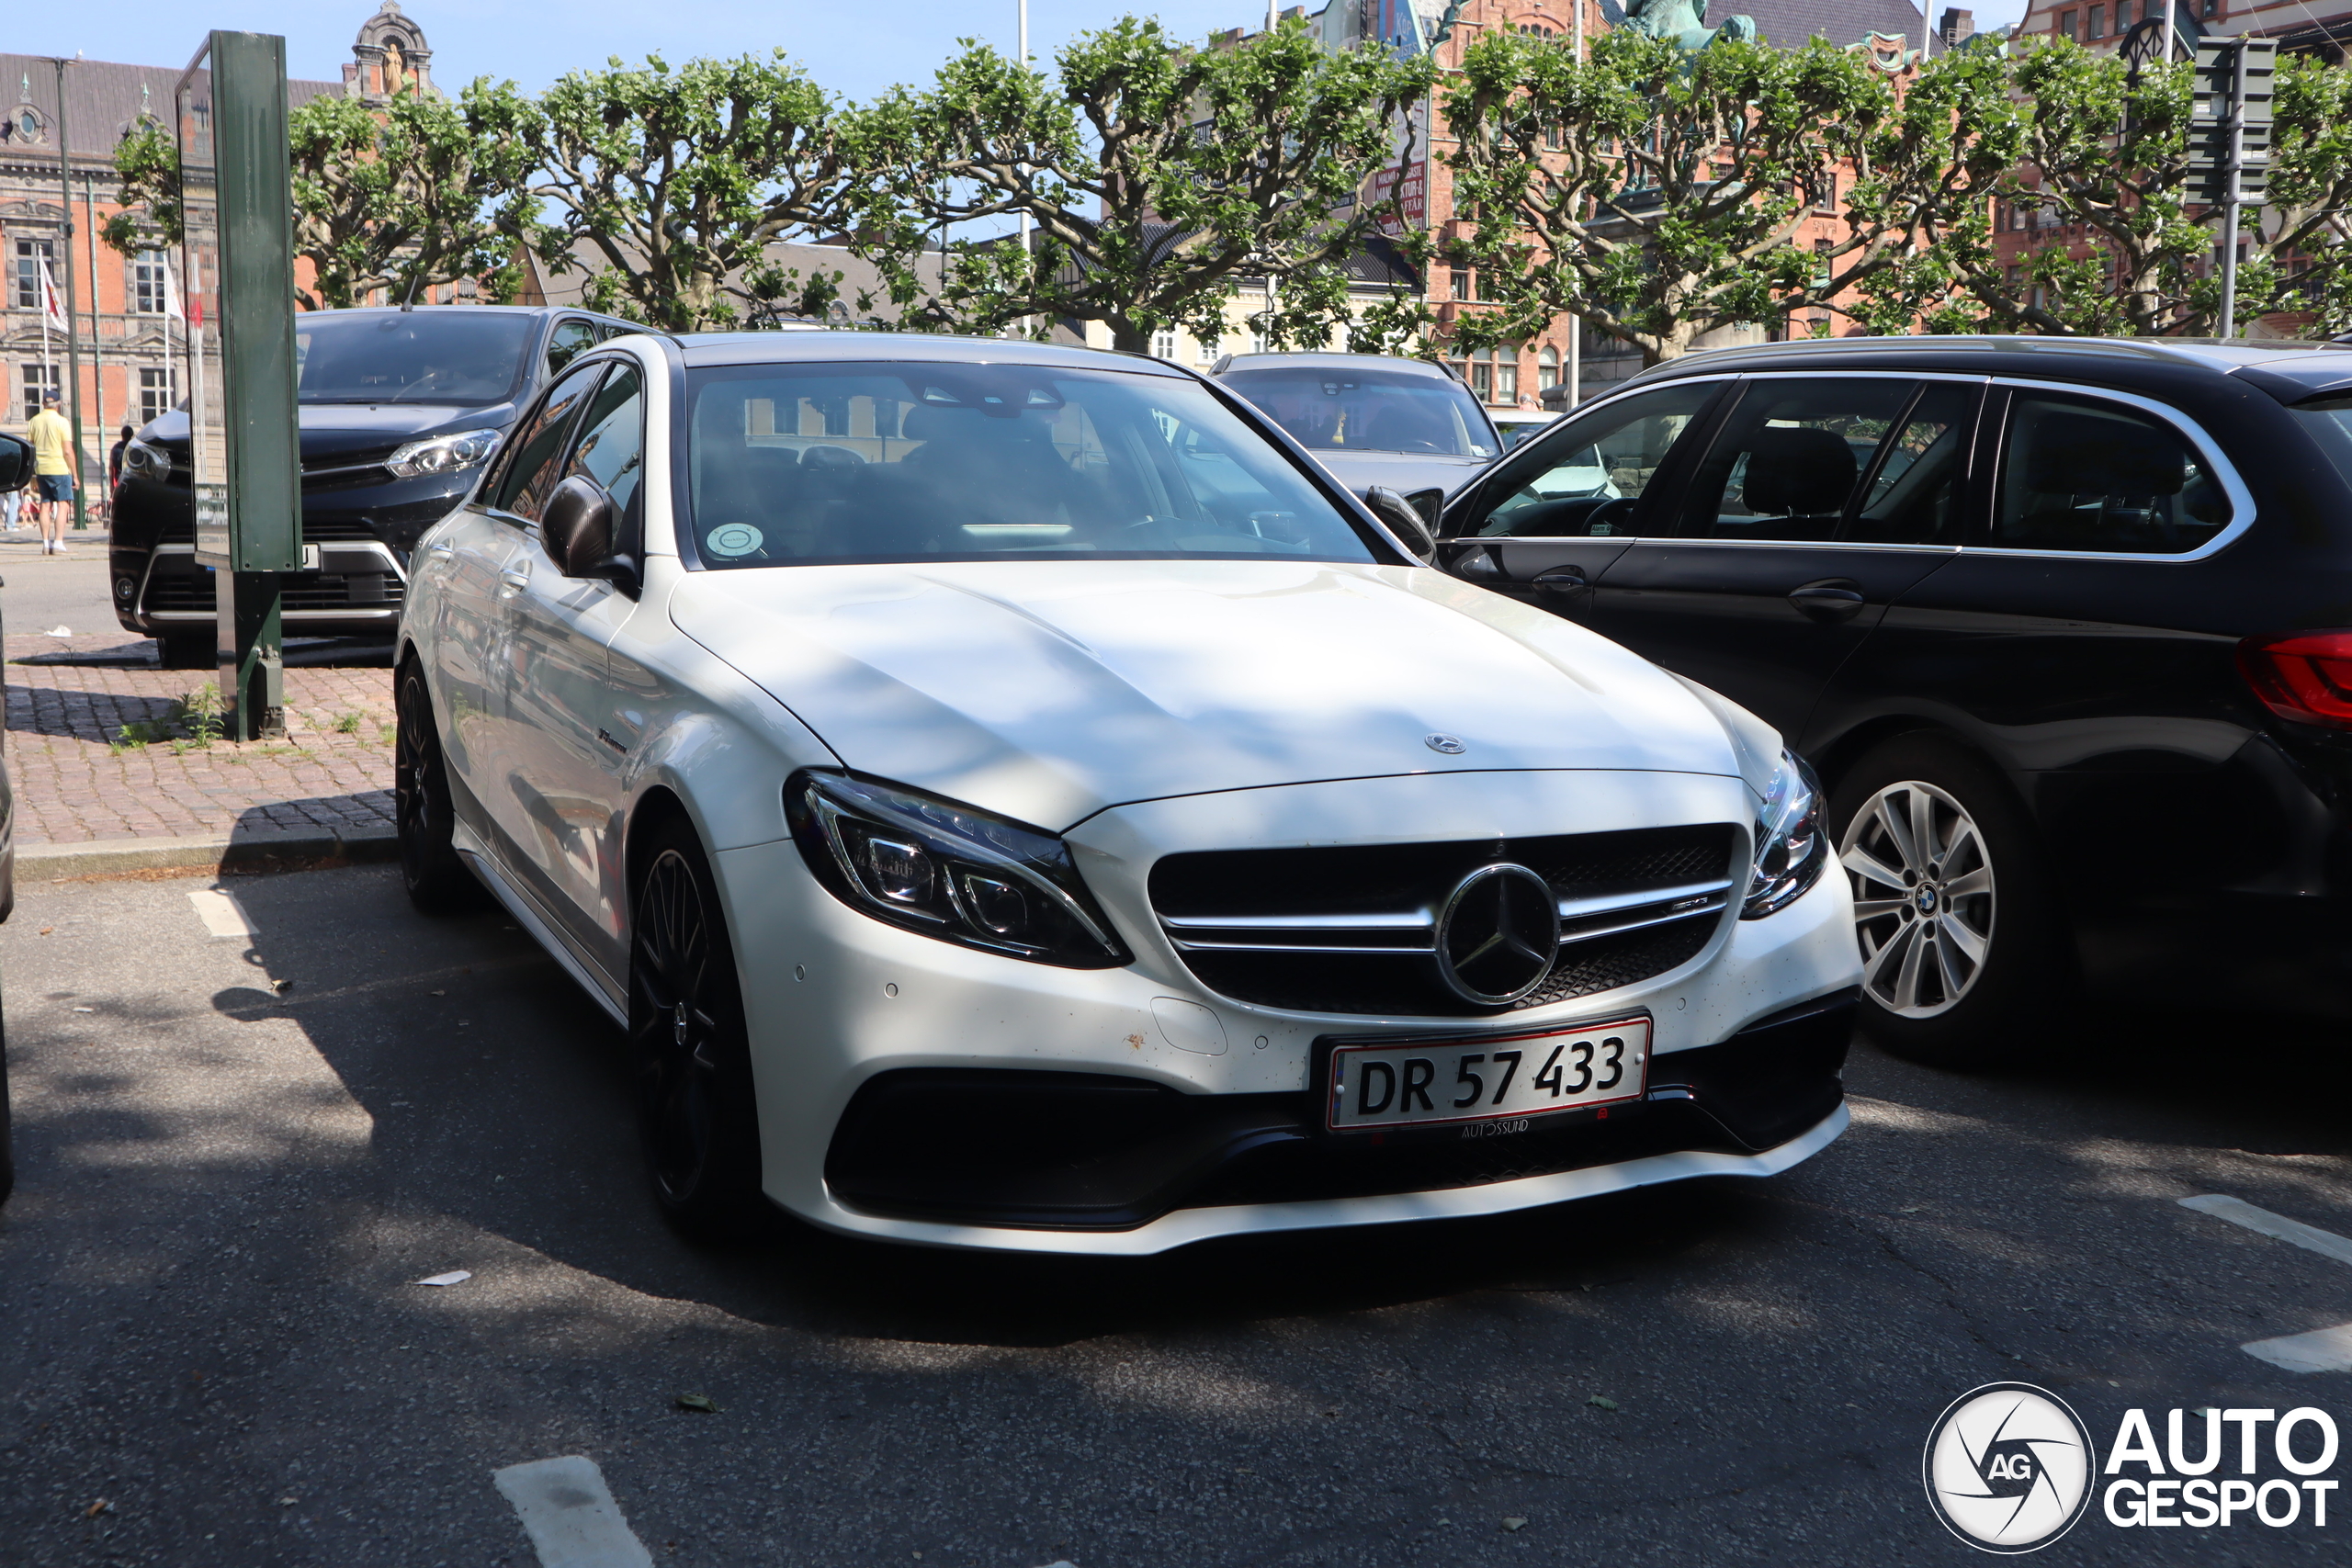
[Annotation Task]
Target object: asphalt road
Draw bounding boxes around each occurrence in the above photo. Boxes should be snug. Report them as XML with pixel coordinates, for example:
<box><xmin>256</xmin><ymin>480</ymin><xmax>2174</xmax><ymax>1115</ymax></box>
<box><xmin>4</xmin><ymin>863</ymin><xmax>2351</xmax><ymax>1566</ymax></box>
<box><xmin>0</xmin><ymin>533</ymin><xmax>119</xmax><ymax>640</ymax></box>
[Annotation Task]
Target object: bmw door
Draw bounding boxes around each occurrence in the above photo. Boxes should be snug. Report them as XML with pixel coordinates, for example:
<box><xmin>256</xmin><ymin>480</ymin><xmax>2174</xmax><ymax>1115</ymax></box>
<box><xmin>1437</xmin><ymin>380</ymin><xmax>1727</xmax><ymax>620</ymax></box>
<box><xmin>1578</xmin><ymin>376</ymin><xmax>1983</xmax><ymax>744</ymax></box>
<box><xmin>491</xmin><ymin>358</ymin><xmax>649</xmax><ymax>983</ymax></box>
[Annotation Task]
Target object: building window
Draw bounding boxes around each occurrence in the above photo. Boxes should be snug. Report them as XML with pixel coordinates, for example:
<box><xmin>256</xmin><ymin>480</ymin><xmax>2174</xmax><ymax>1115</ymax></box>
<box><xmin>1150</xmin><ymin>329</ymin><xmax>1177</xmax><ymax>361</ymax></box>
<box><xmin>1814</xmin><ymin>237</ymin><xmax>1835</xmax><ymax>289</ymax></box>
<box><xmin>13</xmin><ymin>239</ymin><xmax>56</xmax><ymax>310</ymax></box>
<box><xmin>1468</xmin><ymin>346</ymin><xmax>1494</xmax><ymax>402</ymax></box>
<box><xmin>1494</xmin><ymin>348</ymin><xmax>1519</xmax><ymax>405</ymax></box>
<box><xmin>1249</xmin><ymin>330</ymin><xmax>1267</xmax><ymax>355</ymax></box>
<box><xmin>2087</xmin><ymin>4</ymin><xmax>2104</xmax><ymax>34</ymax></box>
<box><xmin>21</xmin><ymin>362</ymin><xmax>59</xmax><ymax>418</ymax></box>
<box><xmin>2059</xmin><ymin>9</ymin><xmax>2077</xmax><ymax>38</ymax></box>
<box><xmin>1452</xmin><ymin>267</ymin><xmax>1473</xmax><ymax>301</ymax></box>
<box><xmin>138</xmin><ymin>366</ymin><xmax>177</xmax><ymax>424</ymax></box>
<box><xmin>1538</xmin><ymin>344</ymin><xmax>1559</xmax><ymax>391</ymax></box>
<box><xmin>1195</xmin><ymin>336</ymin><xmax>1217</xmax><ymax>367</ymax></box>
<box><xmin>131</xmin><ymin>250</ymin><xmax>170</xmax><ymax>315</ymax></box>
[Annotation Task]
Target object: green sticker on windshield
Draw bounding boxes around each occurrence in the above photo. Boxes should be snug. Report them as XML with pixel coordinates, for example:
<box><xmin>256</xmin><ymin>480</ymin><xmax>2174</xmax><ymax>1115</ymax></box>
<box><xmin>707</xmin><ymin>524</ymin><xmax>763</xmax><ymax>557</ymax></box>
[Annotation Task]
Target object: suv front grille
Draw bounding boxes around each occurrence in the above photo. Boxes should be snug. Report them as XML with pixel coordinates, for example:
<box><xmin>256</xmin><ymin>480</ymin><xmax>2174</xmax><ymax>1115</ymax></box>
<box><xmin>1148</xmin><ymin>825</ymin><xmax>1741</xmax><ymax>1017</ymax></box>
<box><xmin>147</xmin><ymin>571</ymin><xmax>405</xmax><ymax>614</ymax></box>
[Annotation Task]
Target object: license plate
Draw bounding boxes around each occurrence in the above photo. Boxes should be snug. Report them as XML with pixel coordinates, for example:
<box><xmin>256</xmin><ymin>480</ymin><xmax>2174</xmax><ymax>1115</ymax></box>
<box><xmin>1324</xmin><ymin>1015</ymin><xmax>1651</xmax><ymax>1134</ymax></box>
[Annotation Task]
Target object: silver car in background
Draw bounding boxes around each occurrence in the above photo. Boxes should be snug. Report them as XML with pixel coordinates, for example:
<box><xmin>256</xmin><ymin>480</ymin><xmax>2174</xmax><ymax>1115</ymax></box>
<box><xmin>1211</xmin><ymin>353</ymin><xmax>1500</xmax><ymax>522</ymax></box>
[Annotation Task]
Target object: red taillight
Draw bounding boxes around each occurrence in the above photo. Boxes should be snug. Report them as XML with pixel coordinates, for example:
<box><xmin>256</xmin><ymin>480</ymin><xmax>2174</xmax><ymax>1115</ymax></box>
<box><xmin>2239</xmin><ymin>630</ymin><xmax>2352</xmax><ymax>728</ymax></box>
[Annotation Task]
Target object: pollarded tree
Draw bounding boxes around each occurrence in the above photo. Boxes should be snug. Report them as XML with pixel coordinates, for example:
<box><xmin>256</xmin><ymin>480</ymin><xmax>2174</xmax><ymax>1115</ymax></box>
<box><xmin>106</xmin><ymin>83</ymin><xmax>534</xmax><ymax>309</ymax></box>
<box><xmin>1427</xmin><ymin>27</ymin><xmax>2021</xmax><ymax>365</ymax></box>
<box><xmin>498</xmin><ymin>51</ymin><xmax>851</xmax><ymax>332</ymax></box>
<box><xmin>841</xmin><ymin>17</ymin><xmax>1436</xmax><ymax>353</ymax></box>
<box><xmin>1928</xmin><ymin>41</ymin><xmax>2352</xmax><ymax>337</ymax></box>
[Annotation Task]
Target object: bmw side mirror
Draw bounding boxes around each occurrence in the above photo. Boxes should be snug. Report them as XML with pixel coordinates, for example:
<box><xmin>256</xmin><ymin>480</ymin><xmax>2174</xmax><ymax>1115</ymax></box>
<box><xmin>542</xmin><ymin>474</ymin><xmax>639</xmax><ymax>593</ymax></box>
<box><xmin>0</xmin><ymin>434</ymin><xmax>29</xmax><ymax>492</ymax></box>
<box><xmin>1362</xmin><ymin>485</ymin><xmax>1436</xmax><ymax>562</ymax></box>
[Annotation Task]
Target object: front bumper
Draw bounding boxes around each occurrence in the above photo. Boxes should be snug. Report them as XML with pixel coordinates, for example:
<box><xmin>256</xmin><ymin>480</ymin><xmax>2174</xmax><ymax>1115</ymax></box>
<box><xmin>716</xmin><ymin>769</ymin><xmax>1863</xmax><ymax>1255</ymax></box>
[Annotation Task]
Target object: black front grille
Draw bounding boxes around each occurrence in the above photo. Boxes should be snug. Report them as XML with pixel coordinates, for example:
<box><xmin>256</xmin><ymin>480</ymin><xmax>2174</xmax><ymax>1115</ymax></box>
<box><xmin>1150</xmin><ymin>825</ymin><xmax>1740</xmax><ymax>1017</ymax></box>
<box><xmin>146</xmin><ymin>571</ymin><xmax>404</xmax><ymax>615</ymax></box>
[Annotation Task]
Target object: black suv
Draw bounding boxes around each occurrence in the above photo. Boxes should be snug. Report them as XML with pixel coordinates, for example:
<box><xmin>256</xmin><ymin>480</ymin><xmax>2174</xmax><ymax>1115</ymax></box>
<box><xmin>1436</xmin><ymin>336</ymin><xmax>2352</xmax><ymax>1065</ymax></box>
<box><xmin>113</xmin><ymin>305</ymin><xmax>649</xmax><ymax>666</ymax></box>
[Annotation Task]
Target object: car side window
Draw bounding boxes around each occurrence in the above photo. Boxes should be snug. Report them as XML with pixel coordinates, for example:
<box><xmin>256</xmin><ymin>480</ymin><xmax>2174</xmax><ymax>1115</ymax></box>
<box><xmin>489</xmin><ymin>362</ymin><xmax>605</xmax><ymax>525</ymax></box>
<box><xmin>1462</xmin><ymin>383</ymin><xmax>1719</xmax><ymax>538</ymax></box>
<box><xmin>1993</xmin><ymin>390</ymin><xmax>2232</xmax><ymax>554</ymax></box>
<box><xmin>1677</xmin><ymin>379</ymin><xmax>1919</xmax><ymax>542</ymax></box>
<box><xmin>560</xmin><ymin>364</ymin><xmax>646</xmax><ymax>530</ymax></box>
<box><xmin>546</xmin><ymin>318</ymin><xmax>598</xmax><ymax>374</ymax></box>
<box><xmin>1847</xmin><ymin>383</ymin><xmax>1976</xmax><ymax>545</ymax></box>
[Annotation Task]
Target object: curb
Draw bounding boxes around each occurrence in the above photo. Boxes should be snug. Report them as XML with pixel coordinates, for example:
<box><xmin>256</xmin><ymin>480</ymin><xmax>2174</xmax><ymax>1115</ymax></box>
<box><xmin>17</xmin><ymin>821</ymin><xmax>401</xmax><ymax>882</ymax></box>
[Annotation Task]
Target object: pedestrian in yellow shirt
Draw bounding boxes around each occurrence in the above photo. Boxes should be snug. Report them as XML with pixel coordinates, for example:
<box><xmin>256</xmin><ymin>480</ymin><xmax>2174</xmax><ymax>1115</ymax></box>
<box><xmin>27</xmin><ymin>395</ymin><xmax>74</xmax><ymax>555</ymax></box>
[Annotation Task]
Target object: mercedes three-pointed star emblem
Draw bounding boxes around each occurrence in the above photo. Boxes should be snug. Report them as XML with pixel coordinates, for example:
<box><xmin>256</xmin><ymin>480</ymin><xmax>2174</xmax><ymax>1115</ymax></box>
<box><xmin>1433</xmin><ymin>863</ymin><xmax>1559</xmax><ymax>1005</ymax></box>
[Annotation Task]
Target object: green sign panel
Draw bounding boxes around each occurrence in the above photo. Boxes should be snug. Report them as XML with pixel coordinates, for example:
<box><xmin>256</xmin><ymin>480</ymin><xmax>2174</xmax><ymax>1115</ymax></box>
<box><xmin>176</xmin><ymin>33</ymin><xmax>302</xmax><ymax>574</ymax></box>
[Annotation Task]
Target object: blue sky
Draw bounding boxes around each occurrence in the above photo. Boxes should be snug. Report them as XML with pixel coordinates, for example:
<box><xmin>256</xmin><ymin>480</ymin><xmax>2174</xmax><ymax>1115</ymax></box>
<box><xmin>13</xmin><ymin>0</ymin><xmax>2029</xmax><ymax>103</ymax></box>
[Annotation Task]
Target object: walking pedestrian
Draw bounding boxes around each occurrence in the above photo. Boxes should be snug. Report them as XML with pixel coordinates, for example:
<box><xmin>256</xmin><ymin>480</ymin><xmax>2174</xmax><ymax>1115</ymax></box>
<box><xmin>27</xmin><ymin>395</ymin><xmax>74</xmax><ymax>555</ymax></box>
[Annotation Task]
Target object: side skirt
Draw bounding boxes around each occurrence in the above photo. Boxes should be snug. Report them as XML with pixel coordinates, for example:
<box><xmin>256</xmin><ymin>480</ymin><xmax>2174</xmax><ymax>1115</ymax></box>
<box><xmin>452</xmin><ymin>819</ymin><xmax>628</xmax><ymax>1028</ymax></box>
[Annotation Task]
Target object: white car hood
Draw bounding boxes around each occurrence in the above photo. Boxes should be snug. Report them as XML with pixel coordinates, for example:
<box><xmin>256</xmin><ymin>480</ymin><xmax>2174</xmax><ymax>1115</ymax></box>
<box><xmin>669</xmin><ymin>559</ymin><xmax>1749</xmax><ymax>830</ymax></box>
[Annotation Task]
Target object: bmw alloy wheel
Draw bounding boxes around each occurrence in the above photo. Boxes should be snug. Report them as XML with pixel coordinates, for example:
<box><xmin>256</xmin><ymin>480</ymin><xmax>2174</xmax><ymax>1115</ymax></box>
<box><xmin>1840</xmin><ymin>780</ymin><xmax>1995</xmax><ymax>1020</ymax></box>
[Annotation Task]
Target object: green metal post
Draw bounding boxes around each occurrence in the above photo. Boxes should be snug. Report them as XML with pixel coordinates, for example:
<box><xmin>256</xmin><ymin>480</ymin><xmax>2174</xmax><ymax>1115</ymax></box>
<box><xmin>182</xmin><ymin>32</ymin><xmax>300</xmax><ymax>741</ymax></box>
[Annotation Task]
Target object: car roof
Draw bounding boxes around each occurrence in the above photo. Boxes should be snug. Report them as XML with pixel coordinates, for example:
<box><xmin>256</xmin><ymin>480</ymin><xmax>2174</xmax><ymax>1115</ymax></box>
<box><xmin>1628</xmin><ymin>333</ymin><xmax>2352</xmax><ymax>400</ymax></box>
<box><xmin>1215</xmin><ymin>352</ymin><xmax>1458</xmax><ymax>380</ymax></box>
<box><xmin>300</xmin><ymin>305</ymin><xmax>597</xmax><ymax>321</ymax></box>
<box><xmin>675</xmin><ymin>331</ymin><xmax>1190</xmax><ymax>376</ymax></box>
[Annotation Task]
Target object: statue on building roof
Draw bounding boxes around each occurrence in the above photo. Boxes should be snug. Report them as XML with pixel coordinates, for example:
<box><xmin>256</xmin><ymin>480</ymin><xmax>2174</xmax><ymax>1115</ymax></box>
<box><xmin>1623</xmin><ymin>0</ymin><xmax>1758</xmax><ymax>51</ymax></box>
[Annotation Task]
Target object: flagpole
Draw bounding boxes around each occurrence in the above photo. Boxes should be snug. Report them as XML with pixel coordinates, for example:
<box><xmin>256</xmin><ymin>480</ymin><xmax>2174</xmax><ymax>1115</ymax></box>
<box><xmin>84</xmin><ymin>168</ymin><xmax>107</xmax><ymax>513</ymax></box>
<box><xmin>47</xmin><ymin>56</ymin><xmax>89</xmax><ymax>531</ymax></box>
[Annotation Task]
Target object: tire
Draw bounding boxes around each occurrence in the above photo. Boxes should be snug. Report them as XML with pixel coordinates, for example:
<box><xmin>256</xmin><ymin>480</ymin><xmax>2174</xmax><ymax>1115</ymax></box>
<box><xmin>629</xmin><ymin>820</ymin><xmax>765</xmax><ymax>1241</ymax></box>
<box><xmin>156</xmin><ymin>631</ymin><xmax>211</xmax><ymax>671</ymax></box>
<box><xmin>1829</xmin><ymin>735</ymin><xmax>2071</xmax><ymax>1070</ymax></box>
<box><xmin>394</xmin><ymin>660</ymin><xmax>485</xmax><ymax>914</ymax></box>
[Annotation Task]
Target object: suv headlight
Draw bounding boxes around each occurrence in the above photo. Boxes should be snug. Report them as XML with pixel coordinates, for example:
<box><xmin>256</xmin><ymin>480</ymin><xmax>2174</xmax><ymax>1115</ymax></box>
<box><xmin>1743</xmin><ymin>750</ymin><xmax>1826</xmax><ymax>919</ymax></box>
<box><xmin>121</xmin><ymin>437</ymin><xmax>174</xmax><ymax>484</ymax></box>
<box><xmin>385</xmin><ymin>428</ymin><xmax>503</xmax><ymax>479</ymax></box>
<box><xmin>786</xmin><ymin>772</ymin><xmax>1131</xmax><ymax>967</ymax></box>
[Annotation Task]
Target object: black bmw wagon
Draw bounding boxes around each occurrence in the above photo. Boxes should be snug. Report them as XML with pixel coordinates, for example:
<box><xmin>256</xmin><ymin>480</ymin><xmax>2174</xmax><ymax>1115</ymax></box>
<box><xmin>1436</xmin><ymin>336</ymin><xmax>2352</xmax><ymax>1066</ymax></box>
<box><xmin>111</xmin><ymin>305</ymin><xmax>650</xmax><ymax>666</ymax></box>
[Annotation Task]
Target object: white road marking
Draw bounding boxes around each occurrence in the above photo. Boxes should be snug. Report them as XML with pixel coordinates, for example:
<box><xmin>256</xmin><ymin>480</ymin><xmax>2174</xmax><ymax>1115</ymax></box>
<box><xmin>2179</xmin><ymin>1193</ymin><xmax>2352</xmax><ymax>1269</ymax></box>
<box><xmin>186</xmin><ymin>888</ymin><xmax>256</xmax><ymax>942</ymax></box>
<box><xmin>493</xmin><ymin>1456</ymin><xmax>654</xmax><ymax>1568</ymax></box>
<box><xmin>2243</xmin><ymin>1324</ymin><xmax>2352</xmax><ymax>1375</ymax></box>
<box><xmin>2180</xmin><ymin>1195</ymin><xmax>2352</xmax><ymax>1374</ymax></box>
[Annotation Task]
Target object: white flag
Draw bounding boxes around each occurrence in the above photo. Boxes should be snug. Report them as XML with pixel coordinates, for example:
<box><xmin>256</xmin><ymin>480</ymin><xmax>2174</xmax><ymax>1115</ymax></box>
<box><xmin>162</xmin><ymin>258</ymin><xmax>186</xmax><ymax>322</ymax></box>
<box><xmin>37</xmin><ymin>256</ymin><xmax>66</xmax><ymax>331</ymax></box>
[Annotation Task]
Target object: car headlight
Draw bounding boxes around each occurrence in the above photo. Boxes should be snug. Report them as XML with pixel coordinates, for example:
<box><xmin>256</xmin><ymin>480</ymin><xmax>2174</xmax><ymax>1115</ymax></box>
<box><xmin>385</xmin><ymin>428</ymin><xmax>503</xmax><ymax>479</ymax></box>
<box><xmin>1743</xmin><ymin>750</ymin><xmax>1826</xmax><ymax>919</ymax></box>
<box><xmin>786</xmin><ymin>772</ymin><xmax>1131</xmax><ymax>968</ymax></box>
<box><xmin>121</xmin><ymin>437</ymin><xmax>174</xmax><ymax>483</ymax></box>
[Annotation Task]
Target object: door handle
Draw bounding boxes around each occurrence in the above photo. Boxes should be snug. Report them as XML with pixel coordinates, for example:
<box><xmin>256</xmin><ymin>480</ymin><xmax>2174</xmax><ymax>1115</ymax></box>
<box><xmin>1531</xmin><ymin>567</ymin><xmax>1590</xmax><ymax>594</ymax></box>
<box><xmin>427</xmin><ymin>542</ymin><xmax>454</xmax><ymax>560</ymax></box>
<box><xmin>499</xmin><ymin>567</ymin><xmax>531</xmax><ymax>592</ymax></box>
<box><xmin>1787</xmin><ymin>580</ymin><xmax>1866</xmax><ymax>623</ymax></box>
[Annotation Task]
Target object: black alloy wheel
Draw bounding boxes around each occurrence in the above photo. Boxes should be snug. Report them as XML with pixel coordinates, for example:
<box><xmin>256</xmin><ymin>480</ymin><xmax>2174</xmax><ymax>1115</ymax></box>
<box><xmin>1829</xmin><ymin>734</ymin><xmax>2070</xmax><ymax>1070</ymax></box>
<box><xmin>394</xmin><ymin>661</ymin><xmax>483</xmax><ymax>913</ymax></box>
<box><xmin>630</xmin><ymin>822</ymin><xmax>763</xmax><ymax>1240</ymax></box>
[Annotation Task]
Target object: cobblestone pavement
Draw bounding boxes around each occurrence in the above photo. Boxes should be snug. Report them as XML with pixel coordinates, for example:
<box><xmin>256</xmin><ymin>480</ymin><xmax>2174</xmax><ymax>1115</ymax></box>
<box><xmin>4</xmin><ymin>634</ymin><xmax>394</xmax><ymax>844</ymax></box>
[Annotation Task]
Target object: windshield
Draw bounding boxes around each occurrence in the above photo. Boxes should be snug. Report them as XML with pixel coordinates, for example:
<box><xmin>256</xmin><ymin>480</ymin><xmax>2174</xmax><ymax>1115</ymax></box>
<box><xmin>1219</xmin><ymin>367</ymin><xmax>1496</xmax><ymax>457</ymax></box>
<box><xmin>293</xmin><ymin>312</ymin><xmax>538</xmax><ymax>404</ymax></box>
<box><xmin>685</xmin><ymin>364</ymin><xmax>1377</xmax><ymax>568</ymax></box>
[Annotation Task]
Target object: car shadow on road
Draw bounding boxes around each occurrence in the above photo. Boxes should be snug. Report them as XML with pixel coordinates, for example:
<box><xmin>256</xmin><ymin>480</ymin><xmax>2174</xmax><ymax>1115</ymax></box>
<box><xmin>202</xmin><ymin>865</ymin><xmax>1804</xmax><ymax>1350</ymax></box>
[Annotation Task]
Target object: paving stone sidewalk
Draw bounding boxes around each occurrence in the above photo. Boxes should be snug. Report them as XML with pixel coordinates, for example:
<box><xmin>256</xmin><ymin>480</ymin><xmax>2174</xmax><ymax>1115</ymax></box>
<box><xmin>4</xmin><ymin>634</ymin><xmax>395</xmax><ymax>845</ymax></box>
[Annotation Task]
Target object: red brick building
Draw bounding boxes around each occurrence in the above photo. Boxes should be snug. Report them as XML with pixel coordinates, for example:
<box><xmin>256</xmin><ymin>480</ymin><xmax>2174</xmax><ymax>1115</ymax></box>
<box><xmin>0</xmin><ymin>4</ymin><xmax>432</xmax><ymax>478</ymax></box>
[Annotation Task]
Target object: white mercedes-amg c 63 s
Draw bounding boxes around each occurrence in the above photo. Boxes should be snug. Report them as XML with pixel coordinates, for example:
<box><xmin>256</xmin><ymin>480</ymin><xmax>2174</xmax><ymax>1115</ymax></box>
<box><xmin>395</xmin><ymin>330</ymin><xmax>1861</xmax><ymax>1254</ymax></box>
